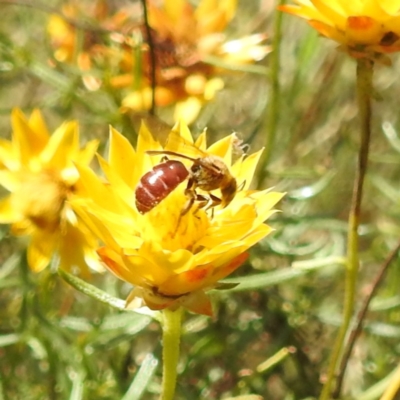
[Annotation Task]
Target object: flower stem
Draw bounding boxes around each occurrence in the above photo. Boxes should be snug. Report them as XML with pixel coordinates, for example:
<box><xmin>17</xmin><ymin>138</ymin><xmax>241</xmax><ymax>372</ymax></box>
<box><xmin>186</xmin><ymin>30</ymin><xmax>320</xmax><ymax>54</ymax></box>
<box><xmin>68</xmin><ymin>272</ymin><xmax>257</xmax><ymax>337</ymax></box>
<box><xmin>140</xmin><ymin>0</ymin><xmax>156</xmax><ymax>114</ymax></box>
<box><xmin>160</xmin><ymin>307</ymin><xmax>183</xmax><ymax>400</ymax></box>
<box><xmin>333</xmin><ymin>239</ymin><xmax>400</xmax><ymax>397</ymax></box>
<box><xmin>257</xmin><ymin>0</ymin><xmax>285</xmax><ymax>187</ymax></box>
<box><xmin>319</xmin><ymin>58</ymin><xmax>374</xmax><ymax>400</ymax></box>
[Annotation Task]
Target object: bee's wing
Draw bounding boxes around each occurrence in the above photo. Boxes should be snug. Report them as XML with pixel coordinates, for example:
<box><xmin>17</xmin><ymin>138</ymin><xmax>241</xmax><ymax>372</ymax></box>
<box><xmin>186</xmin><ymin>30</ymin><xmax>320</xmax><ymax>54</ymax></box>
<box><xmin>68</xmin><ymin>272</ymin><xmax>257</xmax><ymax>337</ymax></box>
<box><xmin>165</xmin><ymin>128</ymin><xmax>208</xmax><ymax>158</ymax></box>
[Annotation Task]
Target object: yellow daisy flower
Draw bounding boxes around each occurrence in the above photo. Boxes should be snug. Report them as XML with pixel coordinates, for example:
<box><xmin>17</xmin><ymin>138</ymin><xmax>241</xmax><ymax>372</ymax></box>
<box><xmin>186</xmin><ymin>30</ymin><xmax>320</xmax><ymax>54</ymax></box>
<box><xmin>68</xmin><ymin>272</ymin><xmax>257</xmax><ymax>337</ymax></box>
<box><xmin>120</xmin><ymin>0</ymin><xmax>270</xmax><ymax>124</ymax></box>
<box><xmin>0</xmin><ymin>109</ymin><xmax>102</xmax><ymax>274</ymax></box>
<box><xmin>71</xmin><ymin>121</ymin><xmax>283</xmax><ymax>315</ymax></box>
<box><xmin>47</xmin><ymin>0</ymin><xmax>133</xmax><ymax>91</ymax></box>
<box><xmin>280</xmin><ymin>0</ymin><xmax>400</xmax><ymax>60</ymax></box>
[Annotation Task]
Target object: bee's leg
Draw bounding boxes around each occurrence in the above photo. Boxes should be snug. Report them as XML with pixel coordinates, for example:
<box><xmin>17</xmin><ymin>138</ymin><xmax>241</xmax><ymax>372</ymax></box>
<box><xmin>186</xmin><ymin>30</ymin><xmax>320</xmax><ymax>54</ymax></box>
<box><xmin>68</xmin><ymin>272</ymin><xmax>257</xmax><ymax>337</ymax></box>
<box><xmin>209</xmin><ymin>193</ymin><xmax>221</xmax><ymax>206</ymax></box>
<box><xmin>172</xmin><ymin>181</ymin><xmax>196</xmax><ymax>237</ymax></box>
<box><xmin>181</xmin><ymin>179</ymin><xmax>196</xmax><ymax>216</ymax></box>
<box><xmin>195</xmin><ymin>194</ymin><xmax>209</xmax><ymax>208</ymax></box>
<box><xmin>205</xmin><ymin>194</ymin><xmax>221</xmax><ymax>210</ymax></box>
<box><xmin>181</xmin><ymin>191</ymin><xmax>195</xmax><ymax>216</ymax></box>
<box><xmin>203</xmin><ymin>193</ymin><xmax>221</xmax><ymax>219</ymax></box>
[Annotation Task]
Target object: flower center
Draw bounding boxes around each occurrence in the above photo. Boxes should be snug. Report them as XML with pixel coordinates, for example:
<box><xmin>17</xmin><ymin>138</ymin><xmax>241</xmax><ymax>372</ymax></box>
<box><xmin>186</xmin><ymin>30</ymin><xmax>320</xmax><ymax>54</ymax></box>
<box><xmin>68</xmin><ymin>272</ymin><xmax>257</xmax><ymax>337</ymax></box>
<box><xmin>138</xmin><ymin>182</ymin><xmax>210</xmax><ymax>252</ymax></box>
<box><xmin>12</xmin><ymin>169</ymin><xmax>70</xmax><ymax>231</ymax></box>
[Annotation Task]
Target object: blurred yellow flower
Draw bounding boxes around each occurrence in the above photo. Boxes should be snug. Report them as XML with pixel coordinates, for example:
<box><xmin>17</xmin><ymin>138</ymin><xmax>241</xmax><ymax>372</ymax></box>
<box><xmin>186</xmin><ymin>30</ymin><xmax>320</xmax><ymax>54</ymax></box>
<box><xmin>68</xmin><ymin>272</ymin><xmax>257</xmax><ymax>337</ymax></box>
<box><xmin>0</xmin><ymin>109</ymin><xmax>102</xmax><ymax>274</ymax></box>
<box><xmin>47</xmin><ymin>0</ymin><xmax>134</xmax><ymax>90</ymax></box>
<box><xmin>280</xmin><ymin>0</ymin><xmax>400</xmax><ymax>61</ymax></box>
<box><xmin>121</xmin><ymin>0</ymin><xmax>271</xmax><ymax>123</ymax></box>
<box><xmin>48</xmin><ymin>0</ymin><xmax>270</xmax><ymax>124</ymax></box>
<box><xmin>71</xmin><ymin>121</ymin><xmax>283</xmax><ymax>315</ymax></box>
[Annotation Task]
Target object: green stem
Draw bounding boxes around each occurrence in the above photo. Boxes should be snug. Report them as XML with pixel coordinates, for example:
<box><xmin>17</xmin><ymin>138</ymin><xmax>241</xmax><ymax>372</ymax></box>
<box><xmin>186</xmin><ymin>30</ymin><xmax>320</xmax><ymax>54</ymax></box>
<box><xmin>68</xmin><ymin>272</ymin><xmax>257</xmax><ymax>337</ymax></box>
<box><xmin>257</xmin><ymin>0</ymin><xmax>285</xmax><ymax>187</ymax></box>
<box><xmin>160</xmin><ymin>307</ymin><xmax>183</xmax><ymax>400</ymax></box>
<box><xmin>319</xmin><ymin>58</ymin><xmax>374</xmax><ymax>400</ymax></box>
<box><xmin>333</xmin><ymin>240</ymin><xmax>400</xmax><ymax>397</ymax></box>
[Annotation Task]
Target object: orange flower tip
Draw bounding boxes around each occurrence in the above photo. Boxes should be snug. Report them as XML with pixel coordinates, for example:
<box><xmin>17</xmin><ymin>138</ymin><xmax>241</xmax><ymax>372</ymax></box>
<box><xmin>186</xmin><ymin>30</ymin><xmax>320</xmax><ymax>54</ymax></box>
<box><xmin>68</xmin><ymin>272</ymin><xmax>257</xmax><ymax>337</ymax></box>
<box><xmin>347</xmin><ymin>16</ymin><xmax>375</xmax><ymax>31</ymax></box>
<box><xmin>185</xmin><ymin>267</ymin><xmax>209</xmax><ymax>283</ymax></box>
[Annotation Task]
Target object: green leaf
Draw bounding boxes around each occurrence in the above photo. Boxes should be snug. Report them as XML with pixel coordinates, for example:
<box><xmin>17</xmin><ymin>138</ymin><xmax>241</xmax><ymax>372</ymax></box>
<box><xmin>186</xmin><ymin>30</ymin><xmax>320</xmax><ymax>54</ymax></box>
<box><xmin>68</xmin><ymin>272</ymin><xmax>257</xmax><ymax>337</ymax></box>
<box><xmin>0</xmin><ymin>333</ymin><xmax>20</xmax><ymax>347</ymax></box>
<box><xmin>58</xmin><ymin>268</ymin><xmax>159</xmax><ymax>320</ymax></box>
<box><xmin>121</xmin><ymin>354</ymin><xmax>159</xmax><ymax>400</ymax></box>
<box><xmin>220</xmin><ymin>268</ymin><xmax>306</xmax><ymax>292</ymax></box>
<box><xmin>220</xmin><ymin>256</ymin><xmax>344</xmax><ymax>292</ymax></box>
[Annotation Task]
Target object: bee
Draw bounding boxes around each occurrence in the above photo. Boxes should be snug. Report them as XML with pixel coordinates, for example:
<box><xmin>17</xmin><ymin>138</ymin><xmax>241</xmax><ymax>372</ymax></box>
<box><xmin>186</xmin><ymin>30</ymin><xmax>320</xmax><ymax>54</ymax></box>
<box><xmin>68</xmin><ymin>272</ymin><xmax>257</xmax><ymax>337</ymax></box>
<box><xmin>135</xmin><ymin>131</ymin><xmax>238</xmax><ymax>215</ymax></box>
<box><xmin>135</xmin><ymin>159</ymin><xmax>189</xmax><ymax>214</ymax></box>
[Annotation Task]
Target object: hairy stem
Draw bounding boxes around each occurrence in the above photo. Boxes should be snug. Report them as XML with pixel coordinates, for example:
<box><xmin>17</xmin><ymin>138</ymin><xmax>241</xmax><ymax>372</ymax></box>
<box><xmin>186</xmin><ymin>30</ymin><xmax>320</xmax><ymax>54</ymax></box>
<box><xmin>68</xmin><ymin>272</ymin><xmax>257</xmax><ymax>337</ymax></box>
<box><xmin>333</xmin><ymin>240</ymin><xmax>400</xmax><ymax>397</ymax></box>
<box><xmin>160</xmin><ymin>308</ymin><xmax>183</xmax><ymax>400</ymax></box>
<box><xmin>319</xmin><ymin>58</ymin><xmax>374</xmax><ymax>400</ymax></box>
<box><xmin>141</xmin><ymin>0</ymin><xmax>156</xmax><ymax>115</ymax></box>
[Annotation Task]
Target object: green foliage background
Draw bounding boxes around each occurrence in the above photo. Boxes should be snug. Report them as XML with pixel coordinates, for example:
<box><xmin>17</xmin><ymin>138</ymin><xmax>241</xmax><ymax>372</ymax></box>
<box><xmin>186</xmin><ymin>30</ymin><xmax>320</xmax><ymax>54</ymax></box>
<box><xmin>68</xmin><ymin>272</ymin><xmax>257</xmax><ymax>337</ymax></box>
<box><xmin>1</xmin><ymin>0</ymin><xmax>400</xmax><ymax>399</ymax></box>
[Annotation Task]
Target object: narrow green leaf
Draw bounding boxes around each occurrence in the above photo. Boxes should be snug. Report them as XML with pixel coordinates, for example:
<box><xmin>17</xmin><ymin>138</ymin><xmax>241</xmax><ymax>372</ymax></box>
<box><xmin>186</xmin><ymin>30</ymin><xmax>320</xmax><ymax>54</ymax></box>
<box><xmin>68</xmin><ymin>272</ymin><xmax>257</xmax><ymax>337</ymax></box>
<box><xmin>0</xmin><ymin>333</ymin><xmax>20</xmax><ymax>347</ymax></box>
<box><xmin>221</xmin><ymin>256</ymin><xmax>344</xmax><ymax>292</ymax></box>
<box><xmin>356</xmin><ymin>366</ymin><xmax>400</xmax><ymax>400</ymax></box>
<box><xmin>220</xmin><ymin>268</ymin><xmax>305</xmax><ymax>292</ymax></box>
<box><xmin>0</xmin><ymin>253</ymin><xmax>20</xmax><ymax>280</ymax></box>
<box><xmin>121</xmin><ymin>354</ymin><xmax>159</xmax><ymax>400</ymax></box>
<box><xmin>58</xmin><ymin>268</ymin><xmax>158</xmax><ymax>319</ymax></box>
<box><xmin>69</xmin><ymin>370</ymin><xmax>85</xmax><ymax>400</ymax></box>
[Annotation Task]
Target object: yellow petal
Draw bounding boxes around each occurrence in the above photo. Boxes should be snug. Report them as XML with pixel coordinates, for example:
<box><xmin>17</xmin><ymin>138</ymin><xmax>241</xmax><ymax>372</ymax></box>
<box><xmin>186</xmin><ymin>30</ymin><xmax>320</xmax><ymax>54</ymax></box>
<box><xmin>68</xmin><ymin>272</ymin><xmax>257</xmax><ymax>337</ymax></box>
<box><xmin>0</xmin><ymin>170</ymin><xmax>21</xmax><ymax>192</ymax></box>
<box><xmin>122</xmin><ymin>249</ymin><xmax>171</xmax><ymax>286</ymax></box>
<box><xmin>77</xmin><ymin>139</ymin><xmax>99</xmax><ymax>165</ymax></box>
<box><xmin>28</xmin><ymin>230</ymin><xmax>58</xmax><ymax>272</ymax></box>
<box><xmin>40</xmin><ymin>121</ymin><xmax>79</xmax><ymax>168</ymax></box>
<box><xmin>58</xmin><ymin>223</ymin><xmax>102</xmax><ymax>274</ymax></box>
<box><xmin>194</xmin><ymin>130</ymin><xmax>207</xmax><ymax>150</ymax></box>
<box><xmin>108</xmin><ymin>127</ymin><xmax>137</xmax><ymax>188</ymax></box>
<box><xmin>0</xmin><ymin>196</ymin><xmax>21</xmax><ymax>223</ymax></box>
<box><xmin>97</xmin><ymin>155</ymin><xmax>136</xmax><ymax>209</ymax></box>
<box><xmin>71</xmin><ymin>199</ymin><xmax>130</xmax><ymax>249</ymax></box>
<box><xmin>164</xmin><ymin>0</ymin><xmax>187</xmax><ymax>22</ymax></box>
<box><xmin>135</xmin><ymin>121</ymin><xmax>164</xmax><ymax>176</ymax></box>
<box><xmin>11</xmin><ymin>109</ymin><xmax>48</xmax><ymax>164</ymax></box>
<box><xmin>143</xmin><ymin>245</ymin><xmax>194</xmax><ymax>275</ymax></box>
<box><xmin>28</xmin><ymin>109</ymin><xmax>50</xmax><ymax>140</ymax></box>
<box><xmin>207</xmin><ymin>133</ymin><xmax>234</xmax><ymax>164</ymax></box>
<box><xmin>11</xmin><ymin>219</ymin><xmax>34</xmax><ymax>236</ymax></box>
<box><xmin>311</xmin><ymin>0</ymin><xmax>347</xmax><ymax>28</ymax></box>
<box><xmin>231</xmin><ymin>149</ymin><xmax>263</xmax><ymax>190</ymax></box>
<box><xmin>173</xmin><ymin>97</ymin><xmax>203</xmax><ymax>126</ymax></box>
<box><xmin>0</xmin><ymin>138</ymin><xmax>17</xmax><ymax>170</ymax></box>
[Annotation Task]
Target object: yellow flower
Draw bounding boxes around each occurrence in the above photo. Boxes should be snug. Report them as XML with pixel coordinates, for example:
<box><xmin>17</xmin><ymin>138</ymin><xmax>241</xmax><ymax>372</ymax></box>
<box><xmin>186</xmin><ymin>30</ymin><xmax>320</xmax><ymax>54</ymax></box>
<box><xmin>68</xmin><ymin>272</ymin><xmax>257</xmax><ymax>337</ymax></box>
<box><xmin>47</xmin><ymin>0</ymin><xmax>132</xmax><ymax>90</ymax></box>
<box><xmin>0</xmin><ymin>109</ymin><xmax>102</xmax><ymax>274</ymax></box>
<box><xmin>48</xmin><ymin>0</ymin><xmax>270</xmax><ymax>123</ymax></box>
<box><xmin>120</xmin><ymin>0</ymin><xmax>271</xmax><ymax>124</ymax></box>
<box><xmin>280</xmin><ymin>0</ymin><xmax>400</xmax><ymax>61</ymax></box>
<box><xmin>71</xmin><ymin>121</ymin><xmax>283</xmax><ymax>315</ymax></box>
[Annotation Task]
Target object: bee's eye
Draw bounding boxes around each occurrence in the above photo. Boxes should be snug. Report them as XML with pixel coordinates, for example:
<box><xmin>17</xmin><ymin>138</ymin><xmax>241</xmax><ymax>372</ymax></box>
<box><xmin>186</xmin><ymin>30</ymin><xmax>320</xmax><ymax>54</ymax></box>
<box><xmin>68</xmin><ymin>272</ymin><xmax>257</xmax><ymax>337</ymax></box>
<box><xmin>191</xmin><ymin>164</ymin><xmax>201</xmax><ymax>173</ymax></box>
